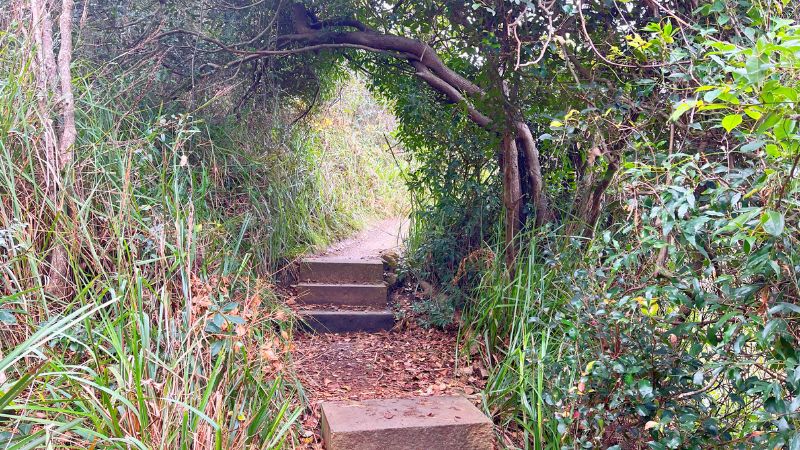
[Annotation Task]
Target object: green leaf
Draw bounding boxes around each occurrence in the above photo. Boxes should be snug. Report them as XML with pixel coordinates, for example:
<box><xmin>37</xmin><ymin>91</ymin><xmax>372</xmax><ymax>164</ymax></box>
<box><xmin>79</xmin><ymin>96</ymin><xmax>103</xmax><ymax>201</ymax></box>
<box><xmin>0</xmin><ymin>361</ymin><xmax>45</xmax><ymax>411</ymax></box>
<box><xmin>741</xmin><ymin>140</ymin><xmax>764</xmax><ymax>152</ymax></box>
<box><xmin>761</xmin><ymin>210</ymin><xmax>785</xmax><ymax>236</ymax></box>
<box><xmin>0</xmin><ymin>310</ymin><xmax>16</xmax><ymax>325</ymax></box>
<box><xmin>670</xmin><ymin>100</ymin><xmax>696</xmax><ymax>121</ymax></box>
<box><xmin>721</xmin><ymin>114</ymin><xmax>743</xmax><ymax>132</ymax></box>
<box><xmin>789</xmin><ymin>433</ymin><xmax>800</xmax><ymax>450</ymax></box>
<box><xmin>765</xmin><ymin>144</ymin><xmax>781</xmax><ymax>157</ymax></box>
<box><xmin>693</xmin><ymin>370</ymin><xmax>704</xmax><ymax>386</ymax></box>
<box><xmin>638</xmin><ymin>380</ymin><xmax>654</xmax><ymax>397</ymax></box>
<box><xmin>744</xmin><ymin>107</ymin><xmax>763</xmax><ymax>120</ymax></box>
<box><xmin>703</xmin><ymin>88</ymin><xmax>724</xmax><ymax>103</ymax></box>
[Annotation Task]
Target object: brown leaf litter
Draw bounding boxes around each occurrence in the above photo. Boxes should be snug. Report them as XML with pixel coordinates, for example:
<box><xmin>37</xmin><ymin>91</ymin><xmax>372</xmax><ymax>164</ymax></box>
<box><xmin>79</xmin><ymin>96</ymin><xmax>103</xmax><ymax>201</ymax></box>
<box><xmin>289</xmin><ymin>298</ymin><xmax>488</xmax><ymax>449</ymax></box>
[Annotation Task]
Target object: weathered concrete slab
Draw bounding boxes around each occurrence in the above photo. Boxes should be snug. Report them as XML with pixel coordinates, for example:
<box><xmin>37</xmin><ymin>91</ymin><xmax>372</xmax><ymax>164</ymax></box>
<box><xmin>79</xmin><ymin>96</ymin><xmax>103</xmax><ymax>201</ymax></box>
<box><xmin>299</xmin><ymin>309</ymin><xmax>394</xmax><ymax>333</ymax></box>
<box><xmin>299</xmin><ymin>257</ymin><xmax>384</xmax><ymax>284</ymax></box>
<box><xmin>296</xmin><ymin>283</ymin><xmax>387</xmax><ymax>307</ymax></box>
<box><xmin>321</xmin><ymin>396</ymin><xmax>493</xmax><ymax>450</ymax></box>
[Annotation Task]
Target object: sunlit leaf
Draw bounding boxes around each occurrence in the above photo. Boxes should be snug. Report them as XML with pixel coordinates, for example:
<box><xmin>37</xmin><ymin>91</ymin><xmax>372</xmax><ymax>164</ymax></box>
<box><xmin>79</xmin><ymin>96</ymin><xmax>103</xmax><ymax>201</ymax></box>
<box><xmin>722</xmin><ymin>114</ymin><xmax>743</xmax><ymax>132</ymax></box>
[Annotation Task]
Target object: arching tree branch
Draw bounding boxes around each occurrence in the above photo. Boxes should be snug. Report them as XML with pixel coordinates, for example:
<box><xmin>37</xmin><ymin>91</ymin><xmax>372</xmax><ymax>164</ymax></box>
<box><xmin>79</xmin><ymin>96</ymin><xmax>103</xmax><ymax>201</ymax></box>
<box><xmin>156</xmin><ymin>2</ymin><xmax>554</xmax><ymax>260</ymax></box>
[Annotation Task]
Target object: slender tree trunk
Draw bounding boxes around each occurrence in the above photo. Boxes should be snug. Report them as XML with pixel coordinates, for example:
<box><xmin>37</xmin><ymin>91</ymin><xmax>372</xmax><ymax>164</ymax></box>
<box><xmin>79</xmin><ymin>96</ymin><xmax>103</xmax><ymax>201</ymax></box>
<box><xmin>57</xmin><ymin>0</ymin><xmax>76</xmax><ymax>160</ymax></box>
<box><xmin>501</xmin><ymin>134</ymin><xmax>523</xmax><ymax>267</ymax></box>
<box><xmin>515</xmin><ymin>121</ymin><xmax>551</xmax><ymax>225</ymax></box>
<box><xmin>568</xmin><ymin>145</ymin><xmax>620</xmax><ymax>237</ymax></box>
<box><xmin>30</xmin><ymin>0</ymin><xmax>77</xmax><ymax>299</ymax></box>
<box><xmin>30</xmin><ymin>0</ymin><xmax>60</xmax><ymax>196</ymax></box>
<box><xmin>45</xmin><ymin>0</ymin><xmax>77</xmax><ymax>300</ymax></box>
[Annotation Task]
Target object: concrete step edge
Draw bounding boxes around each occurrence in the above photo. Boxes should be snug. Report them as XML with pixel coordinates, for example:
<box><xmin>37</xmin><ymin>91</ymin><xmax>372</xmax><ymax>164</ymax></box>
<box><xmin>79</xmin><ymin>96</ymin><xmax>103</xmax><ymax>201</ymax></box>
<box><xmin>295</xmin><ymin>282</ymin><xmax>387</xmax><ymax>288</ymax></box>
<box><xmin>301</xmin><ymin>257</ymin><xmax>383</xmax><ymax>264</ymax></box>
<box><xmin>298</xmin><ymin>309</ymin><xmax>394</xmax><ymax>333</ymax></box>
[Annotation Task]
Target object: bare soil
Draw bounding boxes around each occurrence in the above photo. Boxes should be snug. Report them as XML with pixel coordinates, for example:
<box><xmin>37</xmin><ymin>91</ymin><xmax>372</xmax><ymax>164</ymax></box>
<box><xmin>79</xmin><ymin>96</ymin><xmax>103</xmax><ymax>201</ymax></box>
<box><xmin>291</xmin><ymin>295</ymin><xmax>487</xmax><ymax>449</ymax></box>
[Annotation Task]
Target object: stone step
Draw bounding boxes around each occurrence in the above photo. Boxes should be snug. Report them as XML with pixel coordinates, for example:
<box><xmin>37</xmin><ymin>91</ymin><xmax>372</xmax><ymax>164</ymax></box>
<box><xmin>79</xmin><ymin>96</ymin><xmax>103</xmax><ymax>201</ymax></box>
<box><xmin>299</xmin><ymin>257</ymin><xmax>384</xmax><ymax>284</ymax></box>
<box><xmin>299</xmin><ymin>309</ymin><xmax>394</xmax><ymax>333</ymax></box>
<box><xmin>321</xmin><ymin>396</ymin><xmax>493</xmax><ymax>450</ymax></box>
<box><xmin>295</xmin><ymin>283</ymin><xmax>387</xmax><ymax>307</ymax></box>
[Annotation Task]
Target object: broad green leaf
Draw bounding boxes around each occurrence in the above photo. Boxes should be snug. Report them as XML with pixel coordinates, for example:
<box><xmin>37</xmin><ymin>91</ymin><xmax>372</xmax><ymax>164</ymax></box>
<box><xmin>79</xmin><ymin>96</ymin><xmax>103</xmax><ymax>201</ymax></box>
<box><xmin>743</xmin><ymin>107</ymin><xmax>762</xmax><ymax>120</ymax></box>
<box><xmin>741</xmin><ymin>140</ymin><xmax>764</xmax><ymax>152</ymax></box>
<box><xmin>693</xmin><ymin>370</ymin><xmax>704</xmax><ymax>386</ymax></box>
<box><xmin>703</xmin><ymin>88</ymin><xmax>724</xmax><ymax>103</ymax></box>
<box><xmin>670</xmin><ymin>100</ymin><xmax>696</xmax><ymax>121</ymax></box>
<box><xmin>721</xmin><ymin>114</ymin><xmax>743</xmax><ymax>132</ymax></box>
<box><xmin>761</xmin><ymin>210</ymin><xmax>785</xmax><ymax>236</ymax></box>
<box><xmin>638</xmin><ymin>380</ymin><xmax>653</xmax><ymax>397</ymax></box>
<box><xmin>765</xmin><ymin>144</ymin><xmax>780</xmax><ymax>157</ymax></box>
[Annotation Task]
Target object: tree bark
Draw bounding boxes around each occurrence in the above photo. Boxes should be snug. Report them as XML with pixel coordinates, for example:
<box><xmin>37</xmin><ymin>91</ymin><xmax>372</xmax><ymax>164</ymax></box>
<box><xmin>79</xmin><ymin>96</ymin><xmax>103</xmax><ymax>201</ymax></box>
<box><xmin>569</xmin><ymin>146</ymin><xmax>620</xmax><ymax>237</ymax></box>
<box><xmin>45</xmin><ymin>0</ymin><xmax>77</xmax><ymax>300</ymax></box>
<box><xmin>30</xmin><ymin>0</ymin><xmax>78</xmax><ymax>299</ymax></box>
<box><xmin>57</xmin><ymin>0</ymin><xmax>76</xmax><ymax>161</ymax></box>
<box><xmin>30</xmin><ymin>0</ymin><xmax>60</xmax><ymax>196</ymax></box>
<box><xmin>501</xmin><ymin>134</ymin><xmax>523</xmax><ymax>267</ymax></box>
<box><xmin>515</xmin><ymin>121</ymin><xmax>552</xmax><ymax>225</ymax></box>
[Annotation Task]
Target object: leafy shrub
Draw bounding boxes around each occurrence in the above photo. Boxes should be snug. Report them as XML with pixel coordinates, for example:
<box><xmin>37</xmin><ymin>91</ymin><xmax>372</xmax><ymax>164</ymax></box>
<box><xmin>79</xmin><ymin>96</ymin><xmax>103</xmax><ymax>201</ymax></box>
<box><xmin>464</xmin><ymin>4</ymin><xmax>800</xmax><ymax>449</ymax></box>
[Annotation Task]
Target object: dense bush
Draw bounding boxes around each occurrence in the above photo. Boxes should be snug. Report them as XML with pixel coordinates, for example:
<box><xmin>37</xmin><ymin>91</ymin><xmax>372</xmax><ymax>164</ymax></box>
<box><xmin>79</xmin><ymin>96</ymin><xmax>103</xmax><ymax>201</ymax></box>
<box><xmin>463</xmin><ymin>2</ymin><xmax>800</xmax><ymax>449</ymax></box>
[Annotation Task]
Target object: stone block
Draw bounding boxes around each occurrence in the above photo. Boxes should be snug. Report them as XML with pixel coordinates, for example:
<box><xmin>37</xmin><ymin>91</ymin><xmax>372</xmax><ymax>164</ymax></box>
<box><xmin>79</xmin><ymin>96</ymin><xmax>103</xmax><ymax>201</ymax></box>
<box><xmin>296</xmin><ymin>283</ymin><xmax>387</xmax><ymax>307</ymax></box>
<box><xmin>299</xmin><ymin>258</ymin><xmax>385</xmax><ymax>284</ymax></box>
<box><xmin>299</xmin><ymin>309</ymin><xmax>394</xmax><ymax>333</ymax></box>
<box><xmin>321</xmin><ymin>396</ymin><xmax>493</xmax><ymax>450</ymax></box>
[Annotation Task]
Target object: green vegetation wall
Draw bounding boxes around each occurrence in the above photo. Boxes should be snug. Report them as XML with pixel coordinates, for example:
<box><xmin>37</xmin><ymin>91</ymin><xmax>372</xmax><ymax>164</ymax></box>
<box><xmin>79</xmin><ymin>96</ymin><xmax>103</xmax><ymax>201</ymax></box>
<box><xmin>0</xmin><ymin>13</ymin><xmax>404</xmax><ymax>447</ymax></box>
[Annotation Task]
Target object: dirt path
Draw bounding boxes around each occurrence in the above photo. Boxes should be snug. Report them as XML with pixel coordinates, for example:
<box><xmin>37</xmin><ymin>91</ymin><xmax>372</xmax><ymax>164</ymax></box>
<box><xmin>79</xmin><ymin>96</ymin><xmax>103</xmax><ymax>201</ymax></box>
<box><xmin>315</xmin><ymin>216</ymin><xmax>409</xmax><ymax>259</ymax></box>
<box><xmin>289</xmin><ymin>217</ymin><xmax>484</xmax><ymax>448</ymax></box>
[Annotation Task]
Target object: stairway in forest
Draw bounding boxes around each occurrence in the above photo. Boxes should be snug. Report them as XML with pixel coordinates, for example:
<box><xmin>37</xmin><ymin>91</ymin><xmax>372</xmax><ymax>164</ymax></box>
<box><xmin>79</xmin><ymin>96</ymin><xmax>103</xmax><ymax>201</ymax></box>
<box><xmin>294</xmin><ymin>256</ymin><xmax>394</xmax><ymax>333</ymax></box>
<box><xmin>291</xmin><ymin>218</ymin><xmax>493</xmax><ymax>449</ymax></box>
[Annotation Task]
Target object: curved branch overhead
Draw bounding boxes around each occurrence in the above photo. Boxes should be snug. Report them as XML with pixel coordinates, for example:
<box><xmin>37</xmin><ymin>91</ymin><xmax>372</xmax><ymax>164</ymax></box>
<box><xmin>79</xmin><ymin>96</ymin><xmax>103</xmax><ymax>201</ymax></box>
<box><xmin>276</xmin><ymin>3</ymin><xmax>549</xmax><ymax>231</ymax></box>
<box><xmin>150</xmin><ymin>0</ymin><xmax>684</xmax><ymax>250</ymax></box>
<box><xmin>154</xmin><ymin>1</ymin><xmax>554</xmax><ymax>256</ymax></box>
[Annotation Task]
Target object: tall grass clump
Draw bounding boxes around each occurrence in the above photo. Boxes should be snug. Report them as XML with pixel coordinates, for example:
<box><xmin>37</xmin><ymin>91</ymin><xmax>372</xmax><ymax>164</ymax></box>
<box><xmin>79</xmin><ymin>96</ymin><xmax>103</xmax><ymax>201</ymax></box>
<box><xmin>0</xmin><ymin>24</ymin><xmax>403</xmax><ymax>448</ymax></box>
<box><xmin>0</xmin><ymin>30</ymin><xmax>302</xmax><ymax>448</ymax></box>
<box><xmin>462</xmin><ymin>230</ymin><xmax>575</xmax><ymax>449</ymax></box>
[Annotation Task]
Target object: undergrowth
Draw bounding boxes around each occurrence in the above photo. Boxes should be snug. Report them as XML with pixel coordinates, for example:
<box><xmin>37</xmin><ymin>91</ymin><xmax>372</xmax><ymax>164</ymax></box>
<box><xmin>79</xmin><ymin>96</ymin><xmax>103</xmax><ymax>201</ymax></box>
<box><xmin>0</xmin><ymin>28</ymin><xmax>403</xmax><ymax>448</ymax></box>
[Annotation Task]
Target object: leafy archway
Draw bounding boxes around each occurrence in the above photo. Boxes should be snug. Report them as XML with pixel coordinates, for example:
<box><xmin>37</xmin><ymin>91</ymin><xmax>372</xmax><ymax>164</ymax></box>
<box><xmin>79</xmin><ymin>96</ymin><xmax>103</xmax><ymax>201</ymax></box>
<box><xmin>81</xmin><ymin>0</ymin><xmax>695</xmax><ymax>265</ymax></box>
